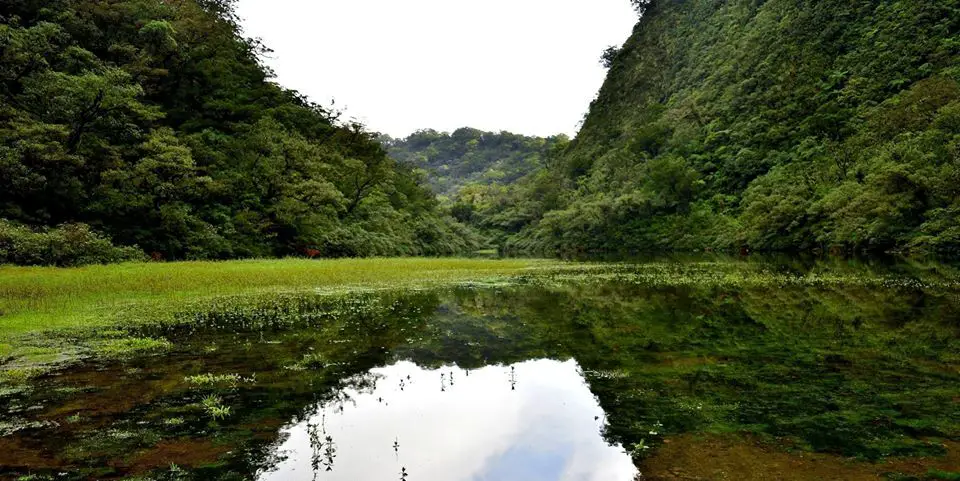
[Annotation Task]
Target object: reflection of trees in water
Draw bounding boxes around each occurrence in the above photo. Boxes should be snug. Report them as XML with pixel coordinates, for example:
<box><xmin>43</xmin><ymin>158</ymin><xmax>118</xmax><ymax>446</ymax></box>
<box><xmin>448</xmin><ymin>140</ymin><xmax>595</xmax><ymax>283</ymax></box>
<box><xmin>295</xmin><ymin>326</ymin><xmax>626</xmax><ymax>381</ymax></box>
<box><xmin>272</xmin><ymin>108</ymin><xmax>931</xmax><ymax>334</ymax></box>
<box><xmin>418</xmin><ymin>276</ymin><xmax>960</xmax><ymax>462</ymax></box>
<box><xmin>325</xmin><ymin>371</ymin><xmax>384</xmax><ymax>413</ymax></box>
<box><xmin>287</xmin><ymin>277</ymin><xmax>959</xmax><ymax>473</ymax></box>
<box><xmin>38</xmin><ymin>265</ymin><xmax>957</xmax><ymax>479</ymax></box>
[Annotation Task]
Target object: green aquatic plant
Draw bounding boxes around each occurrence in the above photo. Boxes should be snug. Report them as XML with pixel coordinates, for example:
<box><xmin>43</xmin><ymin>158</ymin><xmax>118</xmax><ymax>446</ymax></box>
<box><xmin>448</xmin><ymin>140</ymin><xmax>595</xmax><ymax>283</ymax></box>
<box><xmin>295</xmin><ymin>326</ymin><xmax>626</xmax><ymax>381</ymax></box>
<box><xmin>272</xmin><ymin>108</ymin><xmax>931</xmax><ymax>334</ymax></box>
<box><xmin>96</xmin><ymin>337</ymin><xmax>172</xmax><ymax>358</ymax></box>
<box><xmin>184</xmin><ymin>373</ymin><xmax>244</xmax><ymax>388</ymax></box>
<box><xmin>628</xmin><ymin>439</ymin><xmax>652</xmax><ymax>459</ymax></box>
<box><xmin>0</xmin><ymin>419</ymin><xmax>57</xmax><ymax>437</ymax></box>
<box><xmin>927</xmin><ymin>470</ymin><xmax>960</xmax><ymax>481</ymax></box>
<box><xmin>0</xmin><ymin>258</ymin><xmax>553</xmax><ymax>339</ymax></box>
<box><xmin>0</xmin><ymin>259</ymin><xmax>563</xmax><ymax>382</ymax></box>
<box><xmin>297</xmin><ymin>353</ymin><xmax>329</xmax><ymax>370</ymax></box>
<box><xmin>0</xmin><ymin>367</ymin><xmax>43</xmax><ymax>385</ymax></box>
<box><xmin>201</xmin><ymin>395</ymin><xmax>232</xmax><ymax>420</ymax></box>
<box><xmin>0</xmin><ymin>262</ymin><xmax>958</xmax><ymax>479</ymax></box>
<box><xmin>163</xmin><ymin>417</ymin><xmax>186</xmax><ymax>427</ymax></box>
<box><xmin>308</xmin><ymin>420</ymin><xmax>337</xmax><ymax>473</ymax></box>
<box><xmin>209</xmin><ymin>405</ymin><xmax>231</xmax><ymax>420</ymax></box>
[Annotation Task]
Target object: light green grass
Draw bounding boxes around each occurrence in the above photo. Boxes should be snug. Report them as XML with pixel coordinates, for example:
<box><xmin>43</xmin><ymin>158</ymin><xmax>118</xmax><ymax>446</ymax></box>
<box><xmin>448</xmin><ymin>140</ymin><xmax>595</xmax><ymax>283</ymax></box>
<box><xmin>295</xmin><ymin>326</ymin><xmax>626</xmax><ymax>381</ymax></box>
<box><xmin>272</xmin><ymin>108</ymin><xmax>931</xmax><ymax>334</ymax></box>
<box><xmin>96</xmin><ymin>337</ymin><xmax>173</xmax><ymax>358</ymax></box>
<box><xmin>0</xmin><ymin>257</ymin><xmax>555</xmax><ymax>340</ymax></box>
<box><xmin>185</xmin><ymin>373</ymin><xmax>242</xmax><ymax>387</ymax></box>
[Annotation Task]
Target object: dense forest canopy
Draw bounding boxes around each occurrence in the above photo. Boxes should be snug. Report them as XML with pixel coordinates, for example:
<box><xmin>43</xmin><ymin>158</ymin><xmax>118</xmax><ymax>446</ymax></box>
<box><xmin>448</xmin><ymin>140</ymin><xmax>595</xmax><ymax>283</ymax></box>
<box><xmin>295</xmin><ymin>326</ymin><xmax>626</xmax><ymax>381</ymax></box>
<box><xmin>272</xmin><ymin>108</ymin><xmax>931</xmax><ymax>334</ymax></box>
<box><xmin>383</xmin><ymin>128</ymin><xmax>568</xmax><ymax>249</ymax></box>
<box><xmin>0</xmin><ymin>0</ymin><xmax>476</xmax><ymax>265</ymax></box>
<box><xmin>3</xmin><ymin>0</ymin><xmax>960</xmax><ymax>264</ymax></box>
<box><xmin>383</xmin><ymin>128</ymin><xmax>567</xmax><ymax>196</ymax></box>
<box><xmin>469</xmin><ymin>0</ymin><xmax>960</xmax><ymax>257</ymax></box>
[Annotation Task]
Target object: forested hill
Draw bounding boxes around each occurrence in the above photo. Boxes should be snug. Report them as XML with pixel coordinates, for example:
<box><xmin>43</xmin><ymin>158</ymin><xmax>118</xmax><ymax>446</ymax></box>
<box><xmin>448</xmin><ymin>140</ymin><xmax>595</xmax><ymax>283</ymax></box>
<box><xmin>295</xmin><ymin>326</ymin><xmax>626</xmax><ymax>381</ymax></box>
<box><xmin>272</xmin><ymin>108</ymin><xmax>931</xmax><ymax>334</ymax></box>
<box><xmin>384</xmin><ymin>128</ymin><xmax>568</xmax><ymax>196</ymax></box>
<box><xmin>5</xmin><ymin>0</ymin><xmax>958</xmax><ymax>265</ymax></box>
<box><xmin>488</xmin><ymin>0</ymin><xmax>960</xmax><ymax>256</ymax></box>
<box><xmin>0</xmin><ymin>0</ymin><xmax>475</xmax><ymax>265</ymax></box>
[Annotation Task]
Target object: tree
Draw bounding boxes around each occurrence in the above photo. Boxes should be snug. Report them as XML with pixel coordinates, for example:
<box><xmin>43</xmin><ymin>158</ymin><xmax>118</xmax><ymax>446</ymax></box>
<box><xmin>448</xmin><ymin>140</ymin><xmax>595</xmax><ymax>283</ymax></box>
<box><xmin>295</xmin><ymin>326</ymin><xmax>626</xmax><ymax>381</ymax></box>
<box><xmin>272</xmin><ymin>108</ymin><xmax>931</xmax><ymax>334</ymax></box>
<box><xmin>600</xmin><ymin>45</ymin><xmax>621</xmax><ymax>68</ymax></box>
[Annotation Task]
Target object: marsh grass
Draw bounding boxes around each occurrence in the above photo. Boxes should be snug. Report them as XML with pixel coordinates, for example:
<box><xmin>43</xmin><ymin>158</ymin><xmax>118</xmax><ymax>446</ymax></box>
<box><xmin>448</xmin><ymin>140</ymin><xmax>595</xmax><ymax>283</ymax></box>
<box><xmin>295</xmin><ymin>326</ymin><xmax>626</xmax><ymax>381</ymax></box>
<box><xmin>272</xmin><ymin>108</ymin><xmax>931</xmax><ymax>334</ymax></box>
<box><xmin>3</xmin><ymin>257</ymin><xmax>959</xmax><ymax>382</ymax></box>
<box><xmin>282</xmin><ymin>353</ymin><xmax>330</xmax><ymax>372</ymax></box>
<box><xmin>184</xmin><ymin>373</ymin><xmax>248</xmax><ymax>388</ymax></box>
<box><xmin>0</xmin><ymin>268</ymin><xmax>957</xmax><ymax>478</ymax></box>
<box><xmin>9</xmin><ymin>258</ymin><xmax>952</xmax><ymax>343</ymax></box>
<box><xmin>95</xmin><ymin>337</ymin><xmax>173</xmax><ymax>358</ymax></box>
<box><xmin>539</xmin><ymin>261</ymin><xmax>960</xmax><ymax>290</ymax></box>
<box><xmin>0</xmin><ymin>366</ymin><xmax>42</xmax><ymax>385</ymax></box>
<box><xmin>3</xmin><ymin>346</ymin><xmax>61</xmax><ymax>365</ymax></box>
<box><xmin>0</xmin><ymin>258</ymin><xmax>555</xmax><ymax>339</ymax></box>
<box><xmin>0</xmin><ymin>257</ymin><xmax>561</xmax><ymax>376</ymax></box>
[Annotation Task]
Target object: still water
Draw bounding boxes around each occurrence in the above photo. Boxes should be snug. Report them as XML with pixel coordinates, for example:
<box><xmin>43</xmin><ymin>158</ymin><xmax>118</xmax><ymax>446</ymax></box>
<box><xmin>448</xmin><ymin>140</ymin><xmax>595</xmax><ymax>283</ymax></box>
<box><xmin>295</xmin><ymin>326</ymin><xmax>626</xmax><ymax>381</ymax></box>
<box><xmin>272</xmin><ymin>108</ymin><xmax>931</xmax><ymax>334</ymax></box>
<box><xmin>1</xmin><ymin>260</ymin><xmax>958</xmax><ymax>480</ymax></box>
<box><xmin>261</xmin><ymin>361</ymin><xmax>636</xmax><ymax>481</ymax></box>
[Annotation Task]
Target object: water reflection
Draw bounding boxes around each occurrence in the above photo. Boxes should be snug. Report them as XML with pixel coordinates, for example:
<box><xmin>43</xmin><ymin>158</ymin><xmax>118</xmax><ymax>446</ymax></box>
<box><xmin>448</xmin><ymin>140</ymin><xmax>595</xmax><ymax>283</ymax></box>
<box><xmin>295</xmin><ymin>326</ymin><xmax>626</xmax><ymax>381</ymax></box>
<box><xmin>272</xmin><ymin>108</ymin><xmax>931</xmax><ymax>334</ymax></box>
<box><xmin>1</xmin><ymin>260</ymin><xmax>958</xmax><ymax>480</ymax></box>
<box><xmin>259</xmin><ymin>360</ymin><xmax>638</xmax><ymax>481</ymax></box>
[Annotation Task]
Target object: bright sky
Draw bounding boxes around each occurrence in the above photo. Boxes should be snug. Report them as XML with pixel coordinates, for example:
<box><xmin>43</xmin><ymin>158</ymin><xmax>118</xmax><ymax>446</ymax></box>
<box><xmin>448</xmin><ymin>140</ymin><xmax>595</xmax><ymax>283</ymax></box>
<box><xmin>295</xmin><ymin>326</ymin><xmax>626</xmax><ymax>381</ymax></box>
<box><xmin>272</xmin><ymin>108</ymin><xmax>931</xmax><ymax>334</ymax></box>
<box><xmin>235</xmin><ymin>0</ymin><xmax>638</xmax><ymax>139</ymax></box>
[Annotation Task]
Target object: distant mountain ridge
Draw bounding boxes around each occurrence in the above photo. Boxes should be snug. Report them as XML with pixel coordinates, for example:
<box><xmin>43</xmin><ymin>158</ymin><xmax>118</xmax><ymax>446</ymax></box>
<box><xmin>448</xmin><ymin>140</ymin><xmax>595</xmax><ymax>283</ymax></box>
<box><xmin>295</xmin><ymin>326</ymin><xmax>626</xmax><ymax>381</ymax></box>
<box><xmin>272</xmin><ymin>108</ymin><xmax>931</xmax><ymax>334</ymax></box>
<box><xmin>384</xmin><ymin>128</ymin><xmax>568</xmax><ymax>196</ymax></box>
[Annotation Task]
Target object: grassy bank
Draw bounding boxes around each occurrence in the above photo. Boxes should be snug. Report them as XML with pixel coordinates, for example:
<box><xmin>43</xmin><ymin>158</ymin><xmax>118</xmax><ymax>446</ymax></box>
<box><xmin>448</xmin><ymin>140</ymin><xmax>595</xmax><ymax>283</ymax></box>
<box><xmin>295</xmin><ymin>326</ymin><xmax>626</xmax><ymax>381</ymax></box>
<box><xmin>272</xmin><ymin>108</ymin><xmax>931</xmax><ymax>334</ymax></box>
<box><xmin>0</xmin><ymin>257</ymin><xmax>555</xmax><ymax>340</ymax></box>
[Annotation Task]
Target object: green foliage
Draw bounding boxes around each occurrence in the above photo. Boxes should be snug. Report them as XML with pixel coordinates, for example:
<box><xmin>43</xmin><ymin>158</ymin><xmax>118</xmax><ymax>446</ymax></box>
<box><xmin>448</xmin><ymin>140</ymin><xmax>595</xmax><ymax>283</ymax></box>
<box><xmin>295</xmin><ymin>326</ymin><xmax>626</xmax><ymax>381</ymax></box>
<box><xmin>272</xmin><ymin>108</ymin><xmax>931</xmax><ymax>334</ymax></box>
<box><xmin>2</xmin><ymin>261</ymin><xmax>957</xmax><ymax>478</ymax></box>
<box><xmin>492</xmin><ymin>0</ymin><xmax>960</xmax><ymax>256</ymax></box>
<box><xmin>384</xmin><ymin>128</ymin><xmax>570</xmax><ymax>250</ymax></box>
<box><xmin>0</xmin><ymin>219</ymin><xmax>145</xmax><ymax>266</ymax></box>
<box><xmin>95</xmin><ymin>337</ymin><xmax>172</xmax><ymax>358</ymax></box>
<box><xmin>927</xmin><ymin>470</ymin><xmax>960</xmax><ymax>481</ymax></box>
<box><xmin>0</xmin><ymin>257</ymin><xmax>552</xmax><ymax>339</ymax></box>
<box><xmin>201</xmin><ymin>395</ymin><xmax>231</xmax><ymax>420</ymax></box>
<box><xmin>185</xmin><ymin>372</ymin><xmax>243</xmax><ymax>388</ymax></box>
<box><xmin>385</xmin><ymin>128</ymin><xmax>568</xmax><ymax>195</ymax></box>
<box><xmin>0</xmin><ymin>0</ymin><xmax>474</xmax><ymax>264</ymax></box>
<box><xmin>600</xmin><ymin>45</ymin><xmax>622</xmax><ymax>69</ymax></box>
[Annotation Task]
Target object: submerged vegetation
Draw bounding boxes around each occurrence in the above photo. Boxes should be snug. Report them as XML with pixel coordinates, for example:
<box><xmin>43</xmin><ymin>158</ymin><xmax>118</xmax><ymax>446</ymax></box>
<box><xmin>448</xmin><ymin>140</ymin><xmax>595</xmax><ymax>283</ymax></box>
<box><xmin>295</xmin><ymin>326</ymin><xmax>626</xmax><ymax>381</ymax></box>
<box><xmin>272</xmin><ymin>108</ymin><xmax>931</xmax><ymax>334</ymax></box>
<box><xmin>0</xmin><ymin>257</ymin><xmax>553</xmax><ymax>394</ymax></box>
<box><xmin>95</xmin><ymin>337</ymin><xmax>172</xmax><ymax>359</ymax></box>
<box><xmin>1</xmin><ymin>0</ymin><xmax>959</xmax><ymax>478</ymax></box>
<box><xmin>0</xmin><ymin>259</ymin><xmax>956</xmax><ymax>479</ymax></box>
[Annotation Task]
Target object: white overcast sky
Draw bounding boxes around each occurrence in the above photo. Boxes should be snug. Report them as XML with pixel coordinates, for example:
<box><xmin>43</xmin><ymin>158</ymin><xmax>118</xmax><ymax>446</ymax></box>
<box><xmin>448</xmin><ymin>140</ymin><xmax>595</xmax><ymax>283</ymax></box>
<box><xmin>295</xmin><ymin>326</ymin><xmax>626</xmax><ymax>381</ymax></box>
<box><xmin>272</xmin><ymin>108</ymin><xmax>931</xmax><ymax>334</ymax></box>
<box><xmin>235</xmin><ymin>0</ymin><xmax>638</xmax><ymax>139</ymax></box>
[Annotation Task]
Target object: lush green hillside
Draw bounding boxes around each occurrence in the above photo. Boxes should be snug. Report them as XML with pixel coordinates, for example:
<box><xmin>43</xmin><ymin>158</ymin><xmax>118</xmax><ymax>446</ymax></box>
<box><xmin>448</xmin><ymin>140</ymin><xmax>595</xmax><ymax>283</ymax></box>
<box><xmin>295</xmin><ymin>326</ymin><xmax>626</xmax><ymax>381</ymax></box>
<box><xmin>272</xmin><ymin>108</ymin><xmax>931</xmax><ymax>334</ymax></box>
<box><xmin>384</xmin><ymin>128</ymin><xmax>568</xmax><ymax>195</ymax></box>
<box><xmin>490</xmin><ymin>0</ymin><xmax>960</xmax><ymax>256</ymax></box>
<box><xmin>384</xmin><ymin>128</ymin><xmax>570</xmax><ymax>247</ymax></box>
<box><xmin>6</xmin><ymin>0</ymin><xmax>958</xmax><ymax>263</ymax></box>
<box><xmin>0</xmin><ymin>0</ymin><xmax>476</xmax><ymax>265</ymax></box>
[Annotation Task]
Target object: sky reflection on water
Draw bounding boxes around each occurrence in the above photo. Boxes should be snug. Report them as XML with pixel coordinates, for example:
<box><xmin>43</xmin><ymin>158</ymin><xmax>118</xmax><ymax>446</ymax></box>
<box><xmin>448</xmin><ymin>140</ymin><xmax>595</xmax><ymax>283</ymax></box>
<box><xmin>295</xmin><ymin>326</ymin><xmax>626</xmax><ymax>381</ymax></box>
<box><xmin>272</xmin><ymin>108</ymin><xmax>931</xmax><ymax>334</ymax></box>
<box><xmin>259</xmin><ymin>359</ymin><xmax>638</xmax><ymax>481</ymax></box>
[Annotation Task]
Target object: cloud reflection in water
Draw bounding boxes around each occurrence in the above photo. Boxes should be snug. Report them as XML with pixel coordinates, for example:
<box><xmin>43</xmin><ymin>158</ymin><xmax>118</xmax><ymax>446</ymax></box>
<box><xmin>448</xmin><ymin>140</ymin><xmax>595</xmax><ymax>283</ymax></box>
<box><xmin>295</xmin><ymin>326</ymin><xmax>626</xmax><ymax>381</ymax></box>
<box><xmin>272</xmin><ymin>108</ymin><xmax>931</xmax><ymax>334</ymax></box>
<box><xmin>258</xmin><ymin>359</ymin><xmax>637</xmax><ymax>481</ymax></box>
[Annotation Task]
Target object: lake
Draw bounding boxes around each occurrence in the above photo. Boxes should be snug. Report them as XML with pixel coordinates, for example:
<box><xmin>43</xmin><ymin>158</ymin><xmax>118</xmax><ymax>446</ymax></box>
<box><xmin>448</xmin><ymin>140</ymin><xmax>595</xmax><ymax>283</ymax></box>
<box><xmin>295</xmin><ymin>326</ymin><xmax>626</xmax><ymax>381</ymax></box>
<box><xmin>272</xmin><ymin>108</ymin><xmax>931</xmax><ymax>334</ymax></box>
<box><xmin>1</xmin><ymin>259</ymin><xmax>958</xmax><ymax>480</ymax></box>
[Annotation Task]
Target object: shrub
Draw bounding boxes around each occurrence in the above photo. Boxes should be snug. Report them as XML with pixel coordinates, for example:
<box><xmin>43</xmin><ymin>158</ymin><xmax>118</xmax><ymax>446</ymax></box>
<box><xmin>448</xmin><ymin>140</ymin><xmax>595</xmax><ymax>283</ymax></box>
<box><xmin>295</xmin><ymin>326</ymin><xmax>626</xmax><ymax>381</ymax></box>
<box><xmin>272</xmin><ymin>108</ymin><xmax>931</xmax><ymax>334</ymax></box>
<box><xmin>0</xmin><ymin>220</ymin><xmax>145</xmax><ymax>266</ymax></box>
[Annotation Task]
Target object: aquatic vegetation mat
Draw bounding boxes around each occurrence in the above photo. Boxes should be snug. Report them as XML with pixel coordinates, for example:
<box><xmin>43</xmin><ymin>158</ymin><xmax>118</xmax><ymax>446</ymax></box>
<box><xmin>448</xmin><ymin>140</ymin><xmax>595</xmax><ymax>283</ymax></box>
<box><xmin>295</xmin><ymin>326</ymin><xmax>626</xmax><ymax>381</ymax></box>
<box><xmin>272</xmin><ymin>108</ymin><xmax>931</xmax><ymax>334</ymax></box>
<box><xmin>0</xmin><ymin>258</ymin><xmax>958</xmax><ymax>479</ymax></box>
